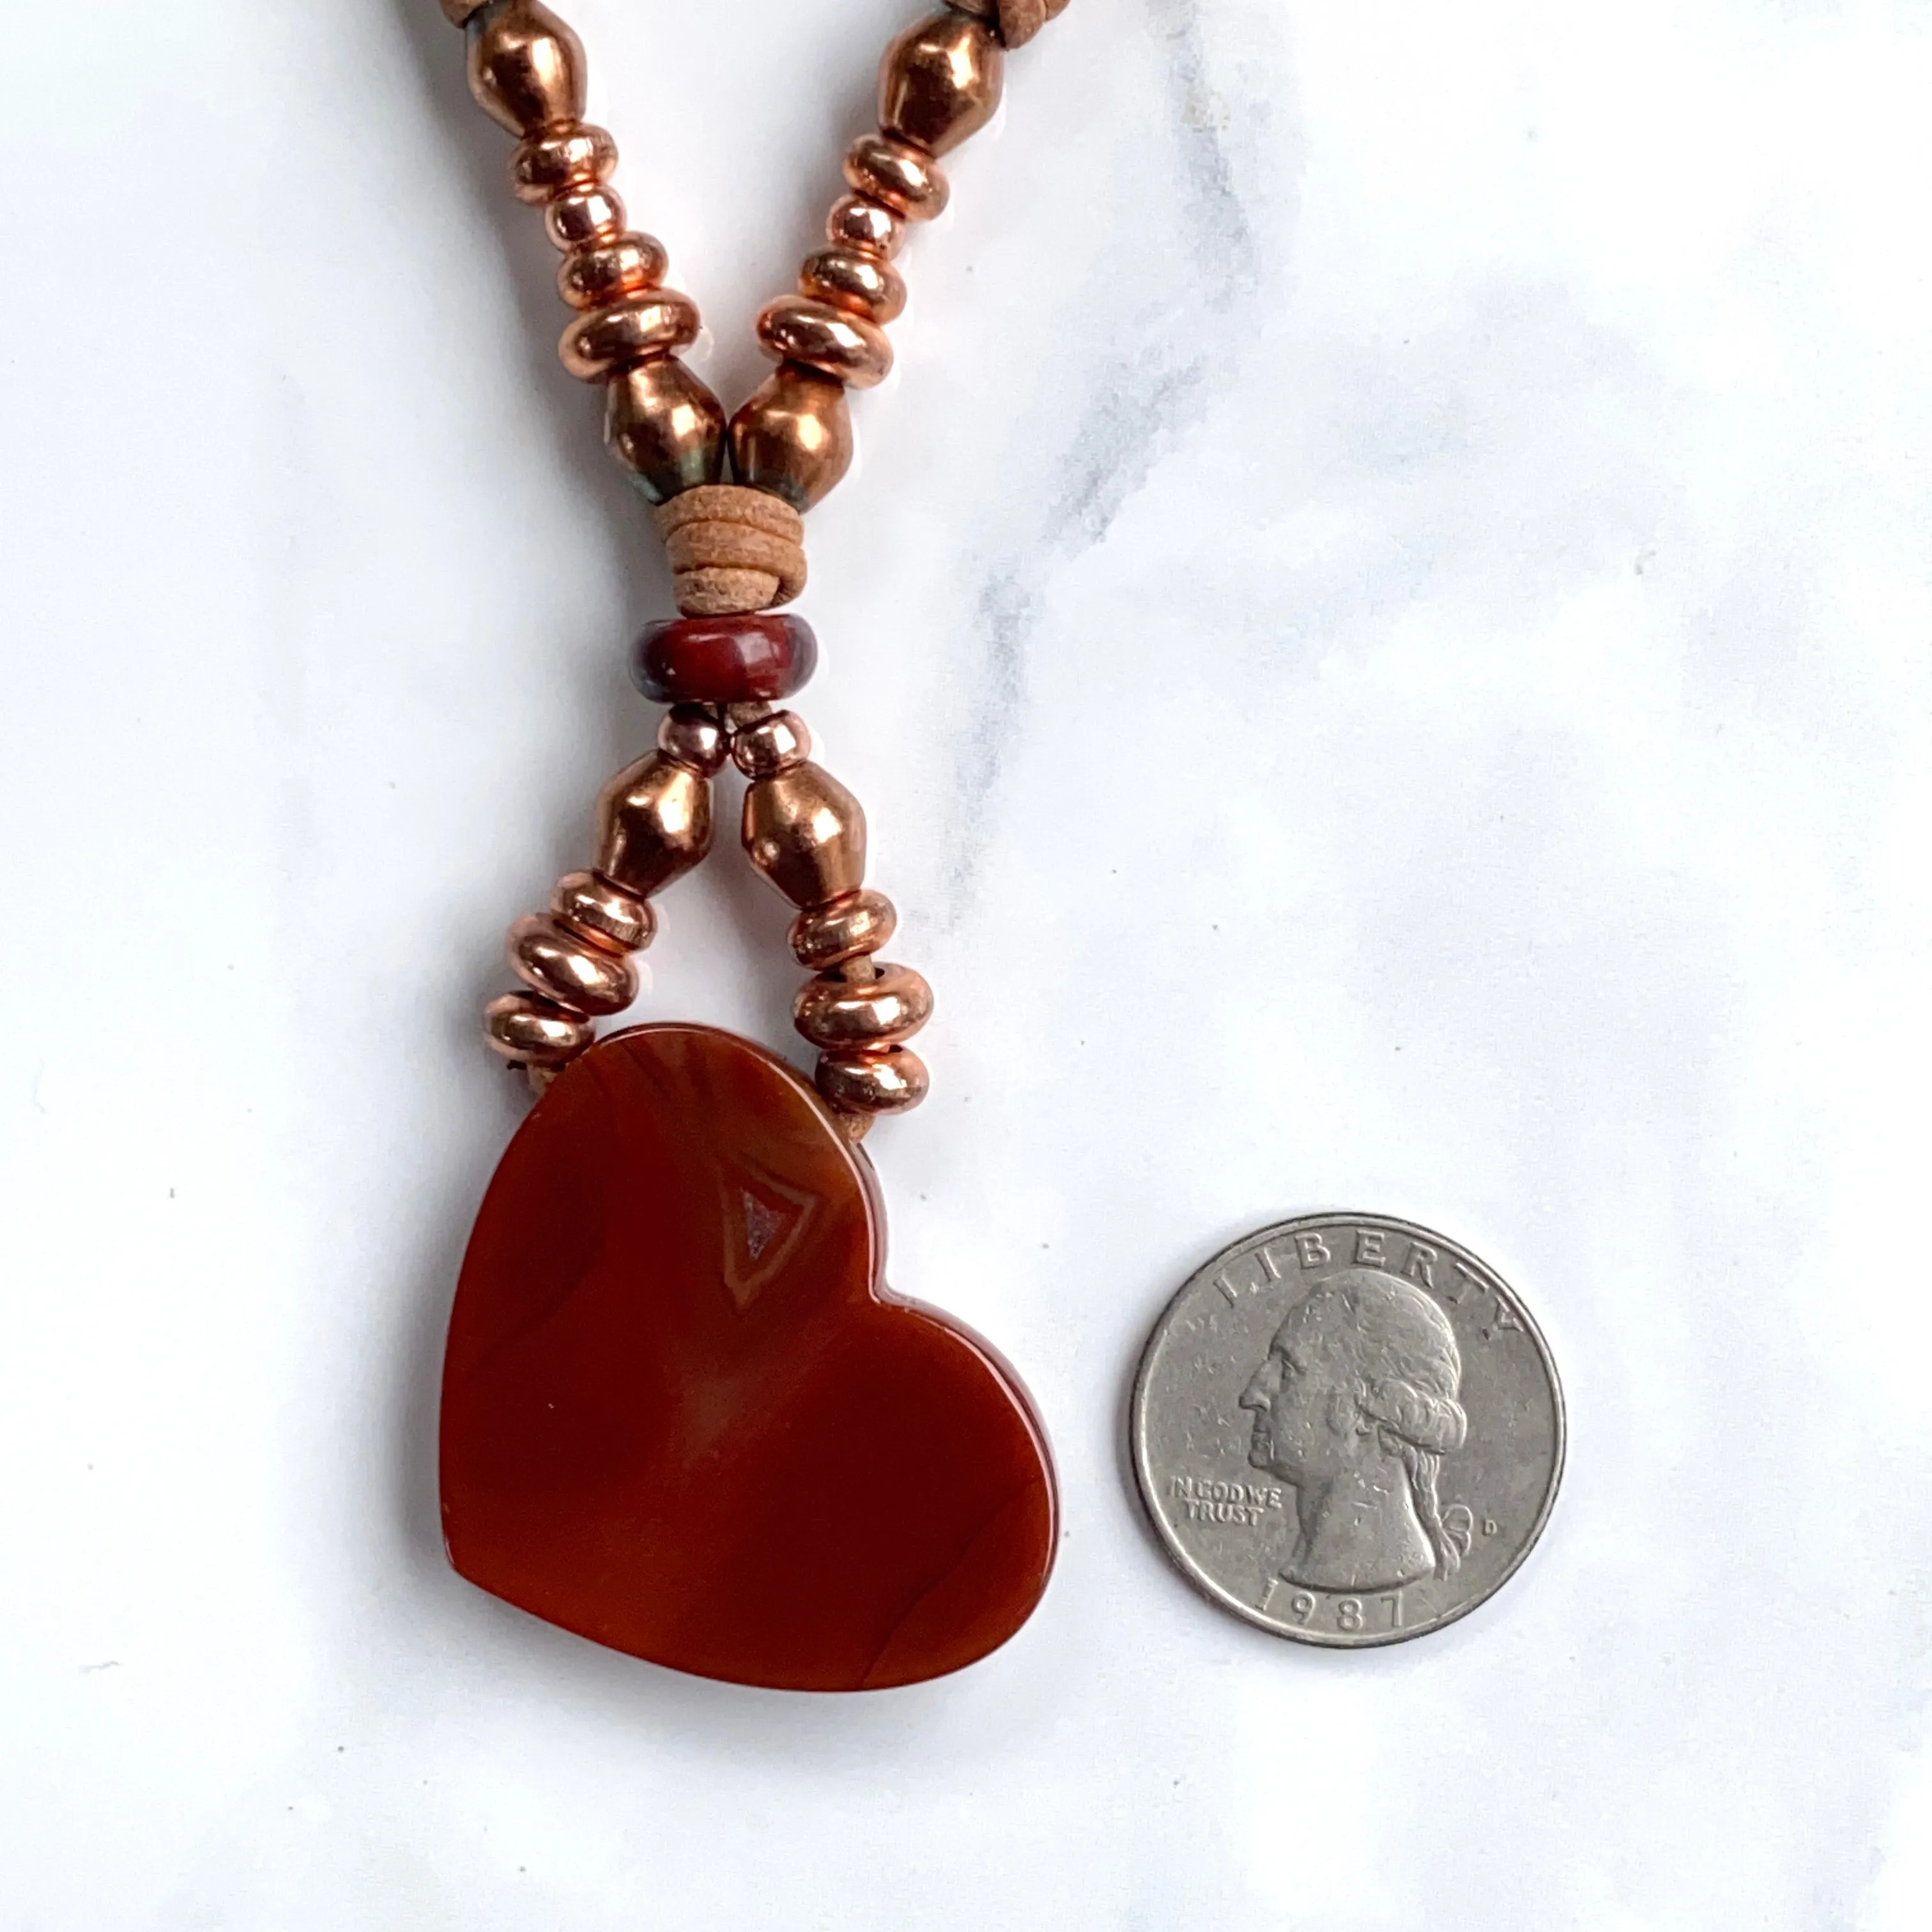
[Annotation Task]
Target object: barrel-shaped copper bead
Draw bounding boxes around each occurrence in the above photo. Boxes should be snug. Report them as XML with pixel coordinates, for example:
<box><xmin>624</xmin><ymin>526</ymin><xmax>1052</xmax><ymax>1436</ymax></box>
<box><xmin>507</xmin><ymin>914</ymin><xmax>639</xmax><ymax>1015</ymax></box>
<box><xmin>742</xmin><ymin>761</ymin><xmax>867</xmax><ymax>908</ymax></box>
<box><xmin>484</xmin><ymin>990</ymin><xmax>595</xmax><ymax>1065</ymax></box>
<box><xmin>844</xmin><ymin>135</ymin><xmax>949</xmax><ymax>221</ymax></box>
<box><xmin>816</xmin><ymin>1045</ymin><xmax>931</xmax><ymax>1116</ymax></box>
<box><xmin>878</xmin><ymin>13</ymin><xmax>1005</xmax><ymax>156</ymax></box>
<box><xmin>560</xmin><ymin>290</ymin><xmax>700</xmax><ymax>380</ymax></box>
<box><xmin>826</xmin><ymin>192</ymin><xmax>904</xmax><ymax>259</ymax></box>
<box><xmin>544</xmin><ymin>182</ymin><xmax>626</xmax><ymax>251</ymax></box>
<box><xmin>790</xmin><ymin>890</ymin><xmax>898</xmax><ymax>970</ymax></box>
<box><xmin>604</xmin><ymin>355</ymin><xmax>724</xmax><ymax>501</ymax></box>
<box><xmin>466</xmin><ymin>0</ymin><xmax>586</xmax><ymax>137</ymax></box>
<box><xmin>795</xmin><ymin>962</ymin><xmax>933</xmax><ymax>1051</ymax></box>
<box><xmin>756</xmin><ymin>295</ymin><xmax>893</xmax><ymax>389</ymax></box>
<box><xmin>561</xmin><ymin>232</ymin><xmax>669</xmax><ymax>310</ymax></box>
<box><xmin>510</xmin><ymin>124</ymin><xmax>615</xmax><ymax>203</ymax></box>
<box><xmin>656</xmin><ymin>703</ymin><xmax>731</xmax><ymax>775</ymax></box>
<box><xmin>732</xmin><ymin>710</ymin><xmax>812</xmax><ymax>779</ymax></box>
<box><xmin>798</xmin><ymin>247</ymin><xmax>907</xmax><ymax>325</ymax></box>
<box><xmin>594</xmin><ymin>751</ymin><xmax>713</xmax><ymax>898</ymax></box>
<box><xmin>728</xmin><ymin>364</ymin><xmax>854</xmax><ymax>512</ymax></box>
<box><xmin>551</xmin><ymin>870</ymin><xmax>655</xmax><ymax>953</ymax></box>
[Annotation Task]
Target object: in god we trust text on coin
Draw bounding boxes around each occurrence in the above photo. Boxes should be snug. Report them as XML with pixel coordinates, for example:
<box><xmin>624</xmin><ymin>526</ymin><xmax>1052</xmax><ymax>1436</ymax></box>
<box><xmin>1131</xmin><ymin>1213</ymin><xmax>1564</xmax><ymax>1648</ymax></box>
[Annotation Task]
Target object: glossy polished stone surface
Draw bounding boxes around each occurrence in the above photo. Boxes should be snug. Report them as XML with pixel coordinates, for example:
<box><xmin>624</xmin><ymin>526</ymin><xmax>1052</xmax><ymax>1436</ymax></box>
<box><xmin>631</xmin><ymin>612</ymin><xmax>817</xmax><ymax>705</ymax></box>
<box><xmin>440</xmin><ymin>1022</ymin><xmax>1056</xmax><ymax>1691</ymax></box>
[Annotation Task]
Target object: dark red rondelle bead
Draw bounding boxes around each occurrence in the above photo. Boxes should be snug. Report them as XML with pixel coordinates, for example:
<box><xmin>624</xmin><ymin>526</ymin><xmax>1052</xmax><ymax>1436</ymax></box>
<box><xmin>631</xmin><ymin>614</ymin><xmax>818</xmax><ymax>705</ymax></box>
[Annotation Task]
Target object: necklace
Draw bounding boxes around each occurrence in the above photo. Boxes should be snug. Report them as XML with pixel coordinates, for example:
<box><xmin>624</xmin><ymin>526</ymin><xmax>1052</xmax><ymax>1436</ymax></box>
<box><xmin>434</xmin><ymin>0</ymin><xmax>1068</xmax><ymax>1692</ymax></box>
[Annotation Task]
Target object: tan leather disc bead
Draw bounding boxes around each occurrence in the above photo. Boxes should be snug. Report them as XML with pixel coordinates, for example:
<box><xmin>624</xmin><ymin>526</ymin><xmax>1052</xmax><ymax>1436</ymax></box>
<box><xmin>844</xmin><ymin>135</ymin><xmax>949</xmax><ymax>221</ymax></box>
<box><xmin>483</xmin><ymin>990</ymin><xmax>595</xmax><ymax>1066</ymax></box>
<box><xmin>799</xmin><ymin>247</ymin><xmax>907</xmax><ymax>325</ymax></box>
<box><xmin>507</xmin><ymin>914</ymin><xmax>639</xmax><ymax>1016</ymax></box>
<box><xmin>559</xmin><ymin>289</ymin><xmax>700</xmax><ymax>380</ymax></box>
<box><xmin>879</xmin><ymin>13</ymin><xmax>1004</xmax><ymax>155</ymax></box>
<box><xmin>551</xmin><ymin>870</ymin><xmax>655</xmax><ymax>953</ymax></box>
<box><xmin>742</xmin><ymin>761</ymin><xmax>867</xmax><ymax>907</ymax></box>
<box><xmin>790</xmin><ymin>890</ymin><xmax>898</xmax><ymax>970</ymax></box>
<box><xmin>510</xmin><ymin>125</ymin><xmax>615</xmax><ymax>203</ymax></box>
<box><xmin>605</xmin><ymin>355</ymin><xmax>724</xmax><ymax>503</ymax></box>
<box><xmin>948</xmin><ymin>0</ymin><xmax>1070</xmax><ymax>50</ymax></box>
<box><xmin>816</xmin><ymin>1045</ymin><xmax>931</xmax><ymax>1118</ymax></box>
<box><xmin>729</xmin><ymin>364</ymin><xmax>854</xmax><ymax>512</ymax></box>
<box><xmin>756</xmin><ymin>296</ymin><xmax>893</xmax><ymax>390</ymax></box>
<box><xmin>594</xmin><ymin>751</ymin><xmax>714</xmax><ymax>898</ymax></box>
<box><xmin>465</xmin><ymin>1</ymin><xmax>586</xmax><ymax>136</ymax></box>
<box><xmin>795</xmin><ymin>962</ymin><xmax>933</xmax><ymax>1051</ymax></box>
<box><xmin>653</xmin><ymin>485</ymin><xmax>808</xmax><ymax>615</ymax></box>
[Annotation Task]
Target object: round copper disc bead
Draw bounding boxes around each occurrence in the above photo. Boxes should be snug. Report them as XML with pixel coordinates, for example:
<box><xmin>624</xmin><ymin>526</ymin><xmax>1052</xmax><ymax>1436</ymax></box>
<box><xmin>632</xmin><ymin>613</ymin><xmax>818</xmax><ymax>705</ymax></box>
<box><xmin>843</xmin><ymin>135</ymin><xmax>949</xmax><ymax>222</ymax></box>
<box><xmin>816</xmin><ymin>1045</ymin><xmax>930</xmax><ymax>1115</ymax></box>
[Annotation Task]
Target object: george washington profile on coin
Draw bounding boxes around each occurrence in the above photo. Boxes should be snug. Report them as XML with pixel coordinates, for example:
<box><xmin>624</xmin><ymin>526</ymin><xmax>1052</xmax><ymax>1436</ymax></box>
<box><xmin>1239</xmin><ymin>1266</ymin><xmax>1471</xmax><ymax>1594</ymax></box>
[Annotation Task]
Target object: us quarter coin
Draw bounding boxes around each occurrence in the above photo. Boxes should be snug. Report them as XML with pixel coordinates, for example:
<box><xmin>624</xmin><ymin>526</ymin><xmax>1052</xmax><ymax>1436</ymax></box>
<box><xmin>1131</xmin><ymin>1212</ymin><xmax>1564</xmax><ymax>1648</ymax></box>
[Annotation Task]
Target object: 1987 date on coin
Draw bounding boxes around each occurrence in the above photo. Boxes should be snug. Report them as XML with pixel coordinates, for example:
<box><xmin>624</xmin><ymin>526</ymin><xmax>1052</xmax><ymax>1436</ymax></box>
<box><xmin>1130</xmin><ymin>1213</ymin><xmax>1564</xmax><ymax>1648</ymax></box>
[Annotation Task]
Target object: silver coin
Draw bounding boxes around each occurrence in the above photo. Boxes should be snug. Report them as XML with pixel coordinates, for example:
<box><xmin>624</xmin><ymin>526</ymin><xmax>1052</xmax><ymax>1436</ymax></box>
<box><xmin>1131</xmin><ymin>1212</ymin><xmax>1564</xmax><ymax>1648</ymax></box>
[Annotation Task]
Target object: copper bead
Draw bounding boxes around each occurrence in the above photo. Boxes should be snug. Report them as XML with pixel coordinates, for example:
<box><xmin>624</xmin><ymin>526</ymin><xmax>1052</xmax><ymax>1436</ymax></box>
<box><xmin>728</xmin><ymin>364</ymin><xmax>854</xmax><ymax>512</ymax></box>
<box><xmin>826</xmin><ymin>193</ymin><xmax>904</xmax><ymax>260</ymax></box>
<box><xmin>483</xmin><ymin>991</ymin><xmax>595</xmax><ymax>1066</ymax></box>
<box><xmin>794</xmin><ymin>962</ymin><xmax>933</xmax><ymax>1050</ymax></box>
<box><xmin>656</xmin><ymin>703</ymin><xmax>731</xmax><ymax>775</ymax></box>
<box><xmin>510</xmin><ymin>125</ymin><xmax>615</xmax><ymax>204</ymax></box>
<box><xmin>878</xmin><ymin>13</ymin><xmax>1005</xmax><ymax>157</ymax></box>
<box><xmin>560</xmin><ymin>233</ymin><xmax>669</xmax><ymax>310</ymax></box>
<box><xmin>732</xmin><ymin>710</ymin><xmax>812</xmax><ymax>779</ymax></box>
<box><xmin>551</xmin><ymin>870</ymin><xmax>655</xmax><ymax>953</ymax></box>
<box><xmin>790</xmin><ymin>890</ymin><xmax>898</xmax><ymax>970</ymax></box>
<box><xmin>843</xmin><ymin>135</ymin><xmax>949</xmax><ymax>222</ymax></box>
<box><xmin>543</xmin><ymin>183</ymin><xmax>626</xmax><ymax>251</ymax></box>
<box><xmin>816</xmin><ymin>1046</ymin><xmax>931</xmax><ymax>1116</ymax></box>
<box><xmin>465</xmin><ymin>1</ymin><xmax>586</xmax><ymax>137</ymax></box>
<box><xmin>560</xmin><ymin>291</ymin><xmax>700</xmax><ymax>380</ymax></box>
<box><xmin>755</xmin><ymin>296</ymin><xmax>893</xmax><ymax>389</ymax></box>
<box><xmin>604</xmin><ymin>355</ymin><xmax>724</xmax><ymax>501</ymax></box>
<box><xmin>798</xmin><ymin>246</ymin><xmax>907</xmax><ymax>325</ymax></box>
<box><xmin>594</xmin><ymin>751</ymin><xmax>714</xmax><ymax>898</ymax></box>
<box><xmin>742</xmin><ymin>762</ymin><xmax>868</xmax><ymax>908</ymax></box>
<box><xmin>507</xmin><ymin>914</ymin><xmax>639</xmax><ymax>1016</ymax></box>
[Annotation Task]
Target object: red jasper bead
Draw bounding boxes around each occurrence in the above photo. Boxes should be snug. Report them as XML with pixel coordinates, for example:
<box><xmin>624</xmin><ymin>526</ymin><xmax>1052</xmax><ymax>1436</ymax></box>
<box><xmin>631</xmin><ymin>613</ymin><xmax>818</xmax><ymax>705</ymax></box>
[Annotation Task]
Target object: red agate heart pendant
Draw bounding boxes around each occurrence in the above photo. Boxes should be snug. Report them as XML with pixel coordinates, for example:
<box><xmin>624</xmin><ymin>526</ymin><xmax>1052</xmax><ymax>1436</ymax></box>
<box><xmin>440</xmin><ymin>1022</ymin><xmax>1057</xmax><ymax>1691</ymax></box>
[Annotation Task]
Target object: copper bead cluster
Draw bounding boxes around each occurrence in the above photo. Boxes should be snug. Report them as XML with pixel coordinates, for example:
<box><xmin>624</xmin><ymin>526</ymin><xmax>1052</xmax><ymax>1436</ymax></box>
<box><xmin>484</xmin><ymin>688</ymin><xmax>930</xmax><ymax>1136</ymax></box>
<box><xmin>450</xmin><ymin>1</ymin><xmax>1073</xmax><ymax>1135</ymax></box>
<box><xmin>483</xmin><ymin>616</ymin><xmax>930</xmax><ymax>1132</ymax></box>
<box><xmin>735</xmin><ymin>713</ymin><xmax>933</xmax><ymax>1129</ymax></box>
<box><xmin>482</xmin><ymin>705</ymin><xmax>719</xmax><ymax>1087</ymax></box>
<box><xmin>461</xmin><ymin>0</ymin><xmax>724</xmax><ymax>505</ymax></box>
<box><xmin>731</xmin><ymin>10</ymin><xmax>1013</xmax><ymax>512</ymax></box>
<box><xmin>450</xmin><ymin>1</ymin><xmax>1070</xmax><ymax>548</ymax></box>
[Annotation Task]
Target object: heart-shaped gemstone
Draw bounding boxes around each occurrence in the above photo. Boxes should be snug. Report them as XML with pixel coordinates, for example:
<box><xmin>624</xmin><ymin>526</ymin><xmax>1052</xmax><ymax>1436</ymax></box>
<box><xmin>440</xmin><ymin>1022</ymin><xmax>1057</xmax><ymax>1690</ymax></box>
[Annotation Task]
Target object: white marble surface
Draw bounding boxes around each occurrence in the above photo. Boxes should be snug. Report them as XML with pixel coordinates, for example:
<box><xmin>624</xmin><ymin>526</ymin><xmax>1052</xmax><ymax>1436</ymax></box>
<box><xmin>4</xmin><ymin>1</ymin><xmax>1931</xmax><ymax>1924</ymax></box>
